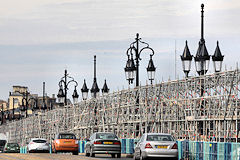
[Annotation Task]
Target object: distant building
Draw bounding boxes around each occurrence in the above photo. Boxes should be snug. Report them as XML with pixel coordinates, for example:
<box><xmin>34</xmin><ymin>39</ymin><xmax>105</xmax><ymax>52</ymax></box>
<box><xmin>8</xmin><ymin>86</ymin><xmax>57</xmax><ymax>120</ymax></box>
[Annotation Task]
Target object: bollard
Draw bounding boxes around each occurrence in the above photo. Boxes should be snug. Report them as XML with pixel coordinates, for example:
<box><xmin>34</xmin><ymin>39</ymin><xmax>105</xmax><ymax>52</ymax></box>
<box><xmin>49</xmin><ymin>144</ymin><xmax>52</xmax><ymax>154</ymax></box>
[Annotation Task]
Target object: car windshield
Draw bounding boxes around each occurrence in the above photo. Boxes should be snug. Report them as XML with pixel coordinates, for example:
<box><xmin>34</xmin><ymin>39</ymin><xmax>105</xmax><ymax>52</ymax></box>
<box><xmin>146</xmin><ymin>135</ymin><xmax>174</xmax><ymax>141</ymax></box>
<box><xmin>96</xmin><ymin>133</ymin><xmax>118</xmax><ymax>140</ymax></box>
<box><xmin>33</xmin><ymin>140</ymin><xmax>46</xmax><ymax>143</ymax></box>
<box><xmin>59</xmin><ymin>134</ymin><xmax>76</xmax><ymax>139</ymax></box>
<box><xmin>7</xmin><ymin>143</ymin><xmax>19</xmax><ymax>147</ymax></box>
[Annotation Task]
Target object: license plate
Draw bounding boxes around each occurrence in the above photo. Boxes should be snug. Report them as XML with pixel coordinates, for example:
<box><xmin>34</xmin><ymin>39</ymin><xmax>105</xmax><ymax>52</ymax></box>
<box><xmin>103</xmin><ymin>142</ymin><xmax>113</xmax><ymax>144</ymax></box>
<box><xmin>64</xmin><ymin>141</ymin><xmax>72</xmax><ymax>143</ymax></box>
<box><xmin>156</xmin><ymin>145</ymin><xmax>168</xmax><ymax>149</ymax></box>
<box><xmin>37</xmin><ymin>148</ymin><xmax>43</xmax><ymax>150</ymax></box>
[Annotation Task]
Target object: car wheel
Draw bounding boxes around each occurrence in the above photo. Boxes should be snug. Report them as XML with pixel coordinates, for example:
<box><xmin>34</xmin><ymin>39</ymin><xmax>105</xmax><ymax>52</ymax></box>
<box><xmin>111</xmin><ymin>154</ymin><xmax>116</xmax><ymax>158</ymax></box>
<box><xmin>85</xmin><ymin>148</ymin><xmax>90</xmax><ymax>157</ymax></box>
<box><xmin>140</xmin><ymin>151</ymin><xmax>147</xmax><ymax>160</ymax></box>
<box><xmin>117</xmin><ymin>153</ymin><xmax>121</xmax><ymax>158</ymax></box>
<box><xmin>90</xmin><ymin>147</ymin><xmax>95</xmax><ymax>157</ymax></box>
<box><xmin>133</xmin><ymin>152</ymin><xmax>139</xmax><ymax>160</ymax></box>
<box><xmin>72</xmin><ymin>151</ymin><xmax>78</xmax><ymax>155</ymax></box>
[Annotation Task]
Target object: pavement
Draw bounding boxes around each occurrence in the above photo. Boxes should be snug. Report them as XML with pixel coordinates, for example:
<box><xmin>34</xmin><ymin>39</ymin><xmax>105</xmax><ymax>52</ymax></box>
<box><xmin>0</xmin><ymin>153</ymin><xmax>133</xmax><ymax>160</ymax></box>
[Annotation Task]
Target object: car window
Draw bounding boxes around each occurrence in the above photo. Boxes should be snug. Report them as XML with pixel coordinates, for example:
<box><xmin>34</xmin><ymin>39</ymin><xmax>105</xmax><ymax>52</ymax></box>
<box><xmin>33</xmin><ymin>140</ymin><xmax>47</xmax><ymax>143</ymax></box>
<box><xmin>58</xmin><ymin>134</ymin><xmax>76</xmax><ymax>139</ymax></box>
<box><xmin>146</xmin><ymin>135</ymin><xmax>174</xmax><ymax>141</ymax></box>
<box><xmin>7</xmin><ymin>143</ymin><xmax>19</xmax><ymax>147</ymax></box>
<box><xmin>96</xmin><ymin>133</ymin><xmax>118</xmax><ymax>140</ymax></box>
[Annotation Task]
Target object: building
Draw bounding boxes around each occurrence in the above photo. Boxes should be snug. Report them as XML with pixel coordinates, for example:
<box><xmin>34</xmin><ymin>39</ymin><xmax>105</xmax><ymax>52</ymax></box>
<box><xmin>8</xmin><ymin>86</ymin><xmax>57</xmax><ymax>120</ymax></box>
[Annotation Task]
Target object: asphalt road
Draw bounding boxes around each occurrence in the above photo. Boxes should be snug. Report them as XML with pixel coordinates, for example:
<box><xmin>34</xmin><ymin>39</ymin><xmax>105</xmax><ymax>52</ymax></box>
<box><xmin>0</xmin><ymin>153</ymin><xmax>133</xmax><ymax>160</ymax></box>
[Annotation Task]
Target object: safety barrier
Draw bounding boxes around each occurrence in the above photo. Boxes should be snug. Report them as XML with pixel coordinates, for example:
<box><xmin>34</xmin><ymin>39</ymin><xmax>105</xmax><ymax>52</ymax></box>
<box><xmin>20</xmin><ymin>139</ymin><xmax>240</xmax><ymax>159</ymax></box>
<box><xmin>178</xmin><ymin>140</ymin><xmax>240</xmax><ymax>160</ymax></box>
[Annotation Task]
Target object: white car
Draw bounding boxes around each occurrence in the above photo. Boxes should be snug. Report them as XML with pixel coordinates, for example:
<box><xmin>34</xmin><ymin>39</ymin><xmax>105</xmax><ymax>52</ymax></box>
<box><xmin>27</xmin><ymin>138</ymin><xmax>50</xmax><ymax>153</ymax></box>
<box><xmin>134</xmin><ymin>133</ymin><xmax>178</xmax><ymax>160</ymax></box>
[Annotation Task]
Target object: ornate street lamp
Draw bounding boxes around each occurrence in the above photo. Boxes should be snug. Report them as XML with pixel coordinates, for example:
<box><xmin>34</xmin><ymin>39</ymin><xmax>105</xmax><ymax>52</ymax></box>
<box><xmin>212</xmin><ymin>41</ymin><xmax>224</xmax><ymax>72</ymax></box>
<box><xmin>72</xmin><ymin>86</ymin><xmax>79</xmax><ymax>104</ymax></box>
<box><xmin>181</xmin><ymin>4</ymin><xmax>223</xmax><ymax>77</ymax></box>
<box><xmin>181</xmin><ymin>41</ymin><xmax>193</xmax><ymax>77</ymax></box>
<box><xmin>125</xmin><ymin>33</ymin><xmax>156</xmax><ymax>86</ymax></box>
<box><xmin>57</xmin><ymin>70</ymin><xmax>79</xmax><ymax>105</ymax></box>
<box><xmin>82</xmin><ymin>56</ymin><xmax>109</xmax><ymax>100</ymax></box>
<box><xmin>124</xmin><ymin>55</ymin><xmax>136</xmax><ymax>84</ymax></box>
<box><xmin>81</xmin><ymin>79</ymin><xmax>89</xmax><ymax>100</ymax></box>
<box><xmin>146</xmin><ymin>55</ymin><xmax>156</xmax><ymax>84</ymax></box>
<box><xmin>102</xmin><ymin>79</ymin><xmax>110</xmax><ymax>95</ymax></box>
<box><xmin>90</xmin><ymin>55</ymin><xmax>100</xmax><ymax>98</ymax></box>
<box><xmin>57</xmin><ymin>85</ymin><xmax>65</xmax><ymax>104</ymax></box>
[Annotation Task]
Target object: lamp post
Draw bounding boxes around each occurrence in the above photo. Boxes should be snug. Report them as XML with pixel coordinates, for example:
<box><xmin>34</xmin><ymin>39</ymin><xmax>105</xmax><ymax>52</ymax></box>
<box><xmin>181</xmin><ymin>4</ymin><xmax>224</xmax><ymax>77</ymax></box>
<box><xmin>57</xmin><ymin>70</ymin><xmax>79</xmax><ymax>105</ymax></box>
<box><xmin>90</xmin><ymin>56</ymin><xmax>100</xmax><ymax>98</ymax></box>
<box><xmin>80</xmin><ymin>56</ymin><xmax>109</xmax><ymax>100</ymax></box>
<box><xmin>1</xmin><ymin>104</ymin><xmax>3</xmax><ymax>125</ymax></box>
<box><xmin>180</xmin><ymin>3</ymin><xmax>224</xmax><ymax>141</ymax></box>
<box><xmin>21</xmin><ymin>91</ymin><xmax>38</xmax><ymax>118</ymax></box>
<box><xmin>124</xmin><ymin>33</ymin><xmax>156</xmax><ymax>86</ymax></box>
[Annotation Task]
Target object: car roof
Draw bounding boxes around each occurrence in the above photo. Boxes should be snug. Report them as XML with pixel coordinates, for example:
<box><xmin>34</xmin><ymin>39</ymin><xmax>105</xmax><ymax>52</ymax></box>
<box><xmin>30</xmin><ymin>138</ymin><xmax>47</xmax><ymax>141</ymax></box>
<box><xmin>145</xmin><ymin>133</ymin><xmax>172</xmax><ymax>136</ymax></box>
<box><xmin>58</xmin><ymin>133</ymin><xmax>75</xmax><ymax>135</ymax></box>
<box><xmin>95</xmin><ymin>132</ymin><xmax>115</xmax><ymax>134</ymax></box>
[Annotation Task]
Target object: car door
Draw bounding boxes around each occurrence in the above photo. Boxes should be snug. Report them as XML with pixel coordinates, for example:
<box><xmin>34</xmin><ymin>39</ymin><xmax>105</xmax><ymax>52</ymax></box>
<box><xmin>135</xmin><ymin>134</ymin><xmax>145</xmax><ymax>158</ymax></box>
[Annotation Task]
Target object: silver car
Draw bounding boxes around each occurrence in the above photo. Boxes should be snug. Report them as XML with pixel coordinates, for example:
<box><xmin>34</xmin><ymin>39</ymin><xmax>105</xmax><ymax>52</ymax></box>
<box><xmin>85</xmin><ymin>132</ymin><xmax>121</xmax><ymax>158</ymax></box>
<box><xmin>27</xmin><ymin>138</ymin><xmax>50</xmax><ymax>153</ymax></box>
<box><xmin>134</xmin><ymin>133</ymin><xmax>178</xmax><ymax>160</ymax></box>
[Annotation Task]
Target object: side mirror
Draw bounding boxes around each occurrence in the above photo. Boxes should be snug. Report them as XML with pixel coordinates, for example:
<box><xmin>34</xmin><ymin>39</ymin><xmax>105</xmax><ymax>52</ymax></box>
<box><xmin>134</xmin><ymin>141</ymin><xmax>138</xmax><ymax>144</ymax></box>
<box><xmin>85</xmin><ymin>138</ymin><xmax>90</xmax><ymax>141</ymax></box>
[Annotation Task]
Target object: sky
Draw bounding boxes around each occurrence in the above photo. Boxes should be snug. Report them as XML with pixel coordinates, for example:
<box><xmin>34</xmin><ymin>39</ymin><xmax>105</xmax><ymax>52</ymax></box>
<box><xmin>0</xmin><ymin>0</ymin><xmax>240</xmax><ymax>101</ymax></box>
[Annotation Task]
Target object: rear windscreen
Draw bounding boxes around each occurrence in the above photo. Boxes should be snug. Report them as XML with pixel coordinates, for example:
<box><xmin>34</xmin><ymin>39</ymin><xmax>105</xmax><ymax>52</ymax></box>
<box><xmin>96</xmin><ymin>133</ymin><xmax>118</xmax><ymax>140</ymax></box>
<box><xmin>7</xmin><ymin>143</ymin><xmax>19</xmax><ymax>147</ymax></box>
<box><xmin>146</xmin><ymin>135</ymin><xmax>174</xmax><ymax>141</ymax></box>
<box><xmin>33</xmin><ymin>140</ymin><xmax>47</xmax><ymax>143</ymax></box>
<box><xmin>59</xmin><ymin>134</ymin><xmax>76</xmax><ymax>139</ymax></box>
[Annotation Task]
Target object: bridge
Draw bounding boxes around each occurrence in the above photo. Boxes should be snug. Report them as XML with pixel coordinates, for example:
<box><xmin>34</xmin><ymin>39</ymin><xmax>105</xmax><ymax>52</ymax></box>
<box><xmin>0</xmin><ymin>69</ymin><xmax>239</xmax><ymax>146</ymax></box>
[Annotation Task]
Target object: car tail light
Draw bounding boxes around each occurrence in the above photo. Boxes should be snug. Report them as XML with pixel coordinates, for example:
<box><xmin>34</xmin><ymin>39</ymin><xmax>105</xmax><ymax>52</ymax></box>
<box><xmin>172</xmin><ymin>143</ymin><xmax>178</xmax><ymax>149</ymax></box>
<box><xmin>29</xmin><ymin>142</ymin><xmax>34</xmax><ymax>145</ymax></box>
<box><xmin>94</xmin><ymin>141</ymin><xmax>102</xmax><ymax>144</ymax></box>
<box><xmin>145</xmin><ymin>143</ymin><xmax>152</xmax><ymax>148</ymax></box>
<box><xmin>75</xmin><ymin>140</ymin><xmax>78</xmax><ymax>144</ymax></box>
<box><xmin>114</xmin><ymin>141</ymin><xmax>121</xmax><ymax>145</ymax></box>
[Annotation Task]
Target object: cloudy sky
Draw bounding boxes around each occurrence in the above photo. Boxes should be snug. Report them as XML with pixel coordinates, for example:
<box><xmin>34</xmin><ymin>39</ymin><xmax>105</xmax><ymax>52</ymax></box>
<box><xmin>0</xmin><ymin>0</ymin><xmax>240</xmax><ymax>101</ymax></box>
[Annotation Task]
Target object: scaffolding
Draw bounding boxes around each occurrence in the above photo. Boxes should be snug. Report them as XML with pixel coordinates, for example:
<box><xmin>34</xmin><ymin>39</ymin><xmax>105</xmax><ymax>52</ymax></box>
<box><xmin>0</xmin><ymin>69</ymin><xmax>239</xmax><ymax>145</ymax></box>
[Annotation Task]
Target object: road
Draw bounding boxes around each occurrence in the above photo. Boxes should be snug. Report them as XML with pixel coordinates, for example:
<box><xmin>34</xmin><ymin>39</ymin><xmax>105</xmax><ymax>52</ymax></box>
<box><xmin>0</xmin><ymin>153</ymin><xmax>133</xmax><ymax>160</ymax></box>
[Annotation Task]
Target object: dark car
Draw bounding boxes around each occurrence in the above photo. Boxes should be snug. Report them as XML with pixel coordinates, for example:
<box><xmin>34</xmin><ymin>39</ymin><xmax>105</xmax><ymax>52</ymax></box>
<box><xmin>0</xmin><ymin>140</ymin><xmax>7</xmax><ymax>153</ymax></box>
<box><xmin>3</xmin><ymin>143</ymin><xmax>20</xmax><ymax>153</ymax></box>
<box><xmin>85</xmin><ymin>132</ymin><xmax>121</xmax><ymax>158</ymax></box>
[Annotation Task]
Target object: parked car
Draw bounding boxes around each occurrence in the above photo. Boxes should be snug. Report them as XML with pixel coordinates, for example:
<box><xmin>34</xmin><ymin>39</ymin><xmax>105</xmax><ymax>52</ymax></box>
<box><xmin>85</xmin><ymin>132</ymin><xmax>121</xmax><ymax>158</ymax></box>
<box><xmin>134</xmin><ymin>133</ymin><xmax>178</xmax><ymax>160</ymax></box>
<box><xmin>52</xmin><ymin>133</ymin><xmax>78</xmax><ymax>155</ymax></box>
<box><xmin>27</xmin><ymin>138</ymin><xmax>50</xmax><ymax>153</ymax></box>
<box><xmin>3</xmin><ymin>143</ymin><xmax>20</xmax><ymax>153</ymax></box>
